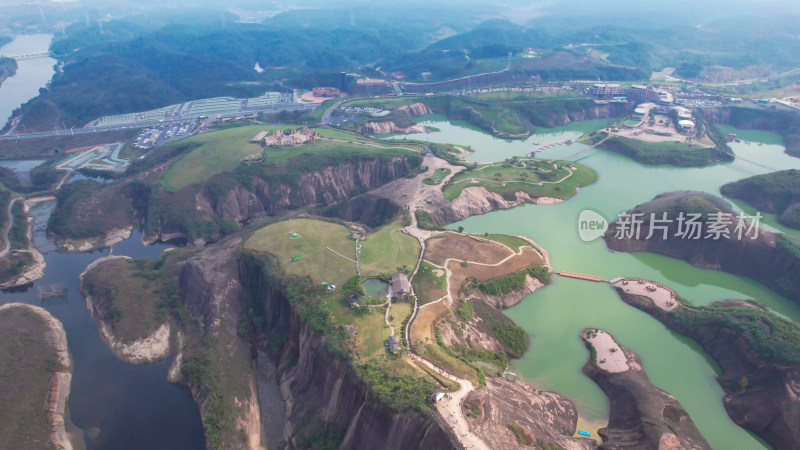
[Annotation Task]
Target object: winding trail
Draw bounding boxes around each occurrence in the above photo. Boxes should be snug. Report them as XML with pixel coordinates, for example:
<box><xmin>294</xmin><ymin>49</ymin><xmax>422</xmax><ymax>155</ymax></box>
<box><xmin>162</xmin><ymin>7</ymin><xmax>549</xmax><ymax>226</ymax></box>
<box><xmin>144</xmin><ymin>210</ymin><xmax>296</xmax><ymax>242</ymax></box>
<box><xmin>408</xmin><ymin>354</ymin><xmax>490</xmax><ymax>450</ymax></box>
<box><xmin>0</xmin><ymin>197</ymin><xmax>17</xmax><ymax>257</ymax></box>
<box><xmin>429</xmin><ymin>243</ymin><xmax>536</xmax><ymax>301</ymax></box>
<box><xmin>317</xmin><ymin>111</ymin><xmax>509</xmax><ymax>450</ymax></box>
<box><xmin>449</xmin><ymin>166</ymin><xmax>574</xmax><ymax>187</ymax></box>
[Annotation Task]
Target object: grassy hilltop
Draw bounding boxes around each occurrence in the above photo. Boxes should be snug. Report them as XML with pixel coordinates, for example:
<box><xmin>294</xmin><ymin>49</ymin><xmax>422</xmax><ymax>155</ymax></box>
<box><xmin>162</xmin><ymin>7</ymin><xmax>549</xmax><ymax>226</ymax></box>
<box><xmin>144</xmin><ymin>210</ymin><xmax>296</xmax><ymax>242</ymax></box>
<box><xmin>721</xmin><ymin>169</ymin><xmax>800</xmax><ymax>229</ymax></box>
<box><xmin>47</xmin><ymin>124</ymin><xmax>424</xmax><ymax>245</ymax></box>
<box><xmin>162</xmin><ymin>125</ymin><xmax>421</xmax><ymax>192</ymax></box>
<box><xmin>442</xmin><ymin>157</ymin><xmax>597</xmax><ymax>202</ymax></box>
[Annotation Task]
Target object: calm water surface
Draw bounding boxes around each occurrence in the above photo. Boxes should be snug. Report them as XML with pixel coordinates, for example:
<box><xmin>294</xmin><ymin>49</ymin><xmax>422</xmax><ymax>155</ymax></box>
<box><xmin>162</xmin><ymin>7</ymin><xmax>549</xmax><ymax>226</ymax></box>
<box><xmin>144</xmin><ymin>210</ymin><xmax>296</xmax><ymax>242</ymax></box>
<box><xmin>0</xmin><ymin>200</ymin><xmax>204</xmax><ymax>449</ymax></box>
<box><xmin>0</xmin><ymin>34</ymin><xmax>57</xmax><ymax>128</ymax></box>
<box><xmin>406</xmin><ymin>118</ymin><xmax>800</xmax><ymax>448</ymax></box>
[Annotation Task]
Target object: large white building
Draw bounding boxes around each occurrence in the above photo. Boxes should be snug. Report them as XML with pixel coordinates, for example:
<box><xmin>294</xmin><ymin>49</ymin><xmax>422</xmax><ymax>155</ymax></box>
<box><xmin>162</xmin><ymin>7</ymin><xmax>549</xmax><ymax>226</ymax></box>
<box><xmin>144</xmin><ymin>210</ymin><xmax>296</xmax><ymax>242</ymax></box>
<box><xmin>678</xmin><ymin>120</ymin><xmax>695</xmax><ymax>133</ymax></box>
<box><xmin>588</xmin><ymin>84</ymin><xmax>674</xmax><ymax>106</ymax></box>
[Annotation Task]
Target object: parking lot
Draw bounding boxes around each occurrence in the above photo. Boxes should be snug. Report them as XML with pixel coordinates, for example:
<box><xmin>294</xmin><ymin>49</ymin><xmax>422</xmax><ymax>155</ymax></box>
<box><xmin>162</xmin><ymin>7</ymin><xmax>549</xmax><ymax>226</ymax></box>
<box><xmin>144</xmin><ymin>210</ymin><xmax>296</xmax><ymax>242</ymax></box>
<box><xmin>132</xmin><ymin>119</ymin><xmax>205</xmax><ymax>149</ymax></box>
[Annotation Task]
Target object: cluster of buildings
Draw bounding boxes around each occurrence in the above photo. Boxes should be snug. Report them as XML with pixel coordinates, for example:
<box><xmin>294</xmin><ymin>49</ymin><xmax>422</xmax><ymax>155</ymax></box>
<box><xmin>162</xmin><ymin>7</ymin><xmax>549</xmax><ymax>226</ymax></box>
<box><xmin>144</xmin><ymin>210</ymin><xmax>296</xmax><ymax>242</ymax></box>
<box><xmin>250</xmin><ymin>126</ymin><xmax>320</xmax><ymax>147</ymax></box>
<box><xmin>589</xmin><ymin>83</ymin><xmax>699</xmax><ymax>135</ymax></box>
<box><xmin>588</xmin><ymin>84</ymin><xmax>674</xmax><ymax>106</ymax></box>
<box><xmin>454</xmin><ymin>84</ymin><xmax>571</xmax><ymax>97</ymax></box>
<box><xmin>627</xmin><ymin>103</ymin><xmax>696</xmax><ymax>134</ymax></box>
<box><xmin>340</xmin><ymin>273</ymin><xmax>410</xmax><ymax>355</ymax></box>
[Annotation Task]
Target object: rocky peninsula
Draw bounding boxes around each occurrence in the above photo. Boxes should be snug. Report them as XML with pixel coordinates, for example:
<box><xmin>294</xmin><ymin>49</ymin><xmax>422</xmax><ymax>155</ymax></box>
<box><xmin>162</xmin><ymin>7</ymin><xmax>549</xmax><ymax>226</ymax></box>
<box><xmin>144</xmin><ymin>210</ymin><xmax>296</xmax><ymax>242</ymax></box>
<box><xmin>721</xmin><ymin>169</ymin><xmax>800</xmax><ymax>229</ymax></box>
<box><xmin>604</xmin><ymin>191</ymin><xmax>800</xmax><ymax>302</ymax></box>
<box><xmin>0</xmin><ymin>197</ymin><xmax>48</xmax><ymax>289</ymax></box>
<box><xmin>79</xmin><ymin>255</ymin><xmax>171</xmax><ymax>364</ymax></box>
<box><xmin>463</xmin><ymin>376</ymin><xmax>595</xmax><ymax>449</ymax></box>
<box><xmin>0</xmin><ymin>303</ymin><xmax>82</xmax><ymax>450</ymax></box>
<box><xmin>613</xmin><ymin>281</ymin><xmax>800</xmax><ymax>450</ymax></box>
<box><xmin>581</xmin><ymin>328</ymin><xmax>711</xmax><ymax>449</ymax></box>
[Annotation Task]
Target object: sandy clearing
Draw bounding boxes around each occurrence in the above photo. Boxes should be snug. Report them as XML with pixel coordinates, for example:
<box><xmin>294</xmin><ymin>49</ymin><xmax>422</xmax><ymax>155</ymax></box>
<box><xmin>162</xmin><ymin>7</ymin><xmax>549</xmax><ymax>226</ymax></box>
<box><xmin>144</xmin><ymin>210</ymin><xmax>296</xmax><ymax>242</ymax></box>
<box><xmin>584</xmin><ymin>329</ymin><xmax>629</xmax><ymax>373</ymax></box>
<box><xmin>445</xmin><ymin>247</ymin><xmax>544</xmax><ymax>300</ymax></box>
<box><xmin>614</xmin><ymin>278</ymin><xmax>677</xmax><ymax>311</ymax></box>
<box><xmin>425</xmin><ymin>232</ymin><xmax>513</xmax><ymax>267</ymax></box>
<box><xmin>410</xmin><ymin>301</ymin><xmax>448</xmax><ymax>344</ymax></box>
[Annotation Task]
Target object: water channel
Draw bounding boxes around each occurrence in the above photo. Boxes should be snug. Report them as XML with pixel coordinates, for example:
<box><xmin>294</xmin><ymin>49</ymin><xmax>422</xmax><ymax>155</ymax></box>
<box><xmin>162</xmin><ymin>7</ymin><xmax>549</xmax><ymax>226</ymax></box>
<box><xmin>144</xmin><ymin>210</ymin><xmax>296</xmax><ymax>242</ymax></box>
<box><xmin>0</xmin><ymin>200</ymin><xmax>204</xmax><ymax>449</ymax></box>
<box><xmin>1</xmin><ymin>39</ymin><xmax>796</xmax><ymax>445</ymax></box>
<box><xmin>0</xmin><ymin>34</ymin><xmax>57</xmax><ymax>129</ymax></box>
<box><xmin>0</xmin><ymin>33</ymin><xmax>207</xmax><ymax>449</ymax></box>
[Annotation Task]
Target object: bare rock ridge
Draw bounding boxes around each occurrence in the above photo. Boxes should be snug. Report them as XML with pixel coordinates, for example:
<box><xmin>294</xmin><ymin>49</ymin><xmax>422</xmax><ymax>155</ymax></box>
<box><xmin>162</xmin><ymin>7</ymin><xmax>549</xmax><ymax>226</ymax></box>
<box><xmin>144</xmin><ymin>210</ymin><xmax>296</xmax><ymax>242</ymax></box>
<box><xmin>130</xmin><ymin>238</ymin><xmax>457</xmax><ymax>449</ymax></box>
<box><xmin>398</xmin><ymin>102</ymin><xmax>434</xmax><ymax>118</ymax></box>
<box><xmin>604</xmin><ymin>191</ymin><xmax>800</xmax><ymax>302</ymax></box>
<box><xmin>176</xmin><ymin>238</ymin><xmax>262</xmax><ymax>449</ymax></box>
<box><xmin>148</xmin><ymin>156</ymin><xmax>417</xmax><ymax>244</ymax></box>
<box><xmin>322</xmin><ymin>193</ymin><xmax>402</xmax><ymax>228</ymax></box>
<box><xmin>363</xmin><ymin>121</ymin><xmax>428</xmax><ymax>135</ymax></box>
<box><xmin>361</xmin><ymin>102</ymin><xmax>434</xmax><ymax>134</ymax></box>
<box><xmin>581</xmin><ymin>329</ymin><xmax>711</xmax><ymax>450</ymax></box>
<box><xmin>429</xmin><ymin>186</ymin><xmax>561</xmax><ymax>226</ymax></box>
<box><xmin>55</xmin><ymin>226</ymin><xmax>132</xmax><ymax>253</ymax></box>
<box><xmin>615</xmin><ymin>289</ymin><xmax>800</xmax><ymax>450</ymax></box>
<box><xmin>463</xmin><ymin>376</ymin><xmax>595</xmax><ymax>450</ymax></box>
<box><xmin>45</xmin><ymin>156</ymin><xmax>418</xmax><ymax>252</ymax></box>
<box><xmin>542</xmin><ymin>102</ymin><xmax>631</xmax><ymax>127</ymax></box>
<box><xmin>237</xmin><ymin>254</ymin><xmax>457</xmax><ymax>450</ymax></box>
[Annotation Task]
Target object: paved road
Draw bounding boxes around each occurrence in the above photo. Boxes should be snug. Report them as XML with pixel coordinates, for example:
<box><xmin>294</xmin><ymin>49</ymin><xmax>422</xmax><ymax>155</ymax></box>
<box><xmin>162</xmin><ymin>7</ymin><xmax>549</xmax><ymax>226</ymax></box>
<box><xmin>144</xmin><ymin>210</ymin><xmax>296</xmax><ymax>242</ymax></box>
<box><xmin>668</xmin><ymin>67</ymin><xmax>800</xmax><ymax>87</ymax></box>
<box><xmin>1</xmin><ymin>104</ymin><xmax>317</xmax><ymax>141</ymax></box>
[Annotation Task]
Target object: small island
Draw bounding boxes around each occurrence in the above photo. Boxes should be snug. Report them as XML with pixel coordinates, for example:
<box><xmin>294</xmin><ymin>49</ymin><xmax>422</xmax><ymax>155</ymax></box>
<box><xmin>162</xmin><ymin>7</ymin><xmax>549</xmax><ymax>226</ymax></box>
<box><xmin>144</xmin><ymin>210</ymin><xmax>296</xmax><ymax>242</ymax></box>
<box><xmin>0</xmin><ymin>196</ymin><xmax>47</xmax><ymax>289</ymax></box>
<box><xmin>79</xmin><ymin>255</ymin><xmax>172</xmax><ymax>364</ymax></box>
<box><xmin>0</xmin><ymin>56</ymin><xmax>18</xmax><ymax>88</ymax></box>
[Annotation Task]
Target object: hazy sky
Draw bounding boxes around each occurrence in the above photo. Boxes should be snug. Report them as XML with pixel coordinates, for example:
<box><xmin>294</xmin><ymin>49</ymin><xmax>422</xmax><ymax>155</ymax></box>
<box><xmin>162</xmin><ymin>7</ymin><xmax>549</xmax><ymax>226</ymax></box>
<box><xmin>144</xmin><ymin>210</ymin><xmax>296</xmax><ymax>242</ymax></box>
<box><xmin>1</xmin><ymin>0</ymin><xmax>799</xmax><ymax>28</ymax></box>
